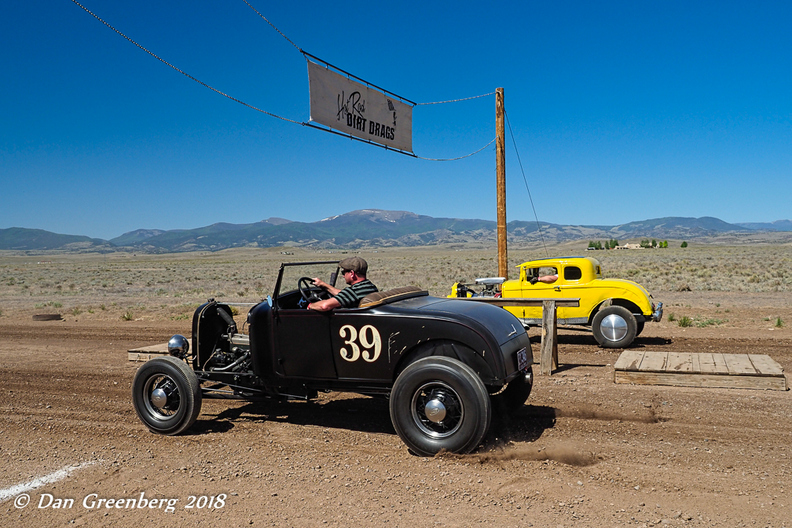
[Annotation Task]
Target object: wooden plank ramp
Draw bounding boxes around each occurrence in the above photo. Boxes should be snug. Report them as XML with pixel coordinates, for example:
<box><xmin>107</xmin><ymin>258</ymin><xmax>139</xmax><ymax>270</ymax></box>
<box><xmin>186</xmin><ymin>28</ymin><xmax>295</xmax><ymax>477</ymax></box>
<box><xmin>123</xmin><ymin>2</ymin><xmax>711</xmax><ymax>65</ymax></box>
<box><xmin>614</xmin><ymin>350</ymin><xmax>787</xmax><ymax>391</ymax></box>
<box><xmin>128</xmin><ymin>343</ymin><xmax>170</xmax><ymax>362</ymax></box>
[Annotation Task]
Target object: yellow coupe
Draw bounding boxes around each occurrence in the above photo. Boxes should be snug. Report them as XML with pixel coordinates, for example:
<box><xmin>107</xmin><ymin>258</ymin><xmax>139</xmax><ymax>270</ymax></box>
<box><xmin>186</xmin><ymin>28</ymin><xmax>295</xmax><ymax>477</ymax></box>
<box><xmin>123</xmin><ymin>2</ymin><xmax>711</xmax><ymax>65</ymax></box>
<box><xmin>451</xmin><ymin>256</ymin><xmax>663</xmax><ymax>348</ymax></box>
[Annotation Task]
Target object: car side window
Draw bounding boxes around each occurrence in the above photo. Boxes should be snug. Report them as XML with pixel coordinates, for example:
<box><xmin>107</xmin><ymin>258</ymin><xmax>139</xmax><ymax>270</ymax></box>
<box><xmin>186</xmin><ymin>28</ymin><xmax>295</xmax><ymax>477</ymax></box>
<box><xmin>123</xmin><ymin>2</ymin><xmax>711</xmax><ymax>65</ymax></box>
<box><xmin>564</xmin><ymin>266</ymin><xmax>582</xmax><ymax>281</ymax></box>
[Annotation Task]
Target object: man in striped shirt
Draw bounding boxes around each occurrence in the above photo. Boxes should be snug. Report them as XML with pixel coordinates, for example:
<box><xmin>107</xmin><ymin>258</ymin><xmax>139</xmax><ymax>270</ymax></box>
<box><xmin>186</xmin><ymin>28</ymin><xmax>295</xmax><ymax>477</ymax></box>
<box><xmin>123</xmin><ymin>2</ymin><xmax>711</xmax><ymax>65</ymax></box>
<box><xmin>308</xmin><ymin>256</ymin><xmax>378</xmax><ymax>311</ymax></box>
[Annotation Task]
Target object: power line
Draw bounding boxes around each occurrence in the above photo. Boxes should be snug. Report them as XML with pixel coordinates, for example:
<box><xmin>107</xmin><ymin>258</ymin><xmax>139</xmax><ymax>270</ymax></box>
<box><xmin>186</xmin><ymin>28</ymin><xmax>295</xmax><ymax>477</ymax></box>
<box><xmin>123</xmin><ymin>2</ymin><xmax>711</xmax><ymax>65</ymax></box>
<box><xmin>240</xmin><ymin>0</ymin><xmax>498</xmax><ymax>160</ymax></box>
<box><xmin>71</xmin><ymin>0</ymin><xmax>496</xmax><ymax>162</ymax></box>
<box><xmin>241</xmin><ymin>0</ymin><xmax>495</xmax><ymax>108</ymax></box>
<box><xmin>505</xmin><ymin>110</ymin><xmax>548</xmax><ymax>256</ymax></box>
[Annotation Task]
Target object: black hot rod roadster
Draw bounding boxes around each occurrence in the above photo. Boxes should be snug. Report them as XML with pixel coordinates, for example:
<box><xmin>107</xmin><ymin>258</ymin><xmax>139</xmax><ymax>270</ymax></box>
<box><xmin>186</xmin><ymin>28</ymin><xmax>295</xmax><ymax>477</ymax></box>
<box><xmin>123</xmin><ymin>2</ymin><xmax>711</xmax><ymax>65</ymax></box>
<box><xmin>132</xmin><ymin>261</ymin><xmax>533</xmax><ymax>456</ymax></box>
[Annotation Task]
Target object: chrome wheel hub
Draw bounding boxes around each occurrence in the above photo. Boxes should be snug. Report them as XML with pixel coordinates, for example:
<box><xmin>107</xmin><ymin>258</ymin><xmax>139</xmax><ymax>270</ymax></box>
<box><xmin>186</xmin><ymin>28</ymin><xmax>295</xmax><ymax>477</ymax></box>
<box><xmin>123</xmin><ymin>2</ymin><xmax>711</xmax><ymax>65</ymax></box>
<box><xmin>142</xmin><ymin>374</ymin><xmax>179</xmax><ymax>419</ymax></box>
<box><xmin>151</xmin><ymin>388</ymin><xmax>168</xmax><ymax>409</ymax></box>
<box><xmin>424</xmin><ymin>398</ymin><xmax>447</xmax><ymax>423</ymax></box>
<box><xmin>600</xmin><ymin>314</ymin><xmax>628</xmax><ymax>341</ymax></box>
<box><xmin>412</xmin><ymin>382</ymin><xmax>463</xmax><ymax>438</ymax></box>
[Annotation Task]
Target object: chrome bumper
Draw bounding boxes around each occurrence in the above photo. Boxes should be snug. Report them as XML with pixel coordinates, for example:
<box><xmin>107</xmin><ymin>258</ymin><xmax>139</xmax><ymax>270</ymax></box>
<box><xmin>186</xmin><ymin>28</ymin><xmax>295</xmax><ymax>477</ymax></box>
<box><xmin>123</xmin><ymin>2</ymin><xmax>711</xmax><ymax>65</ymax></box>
<box><xmin>651</xmin><ymin>301</ymin><xmax>664</xmax><ymax>322</ymax></box>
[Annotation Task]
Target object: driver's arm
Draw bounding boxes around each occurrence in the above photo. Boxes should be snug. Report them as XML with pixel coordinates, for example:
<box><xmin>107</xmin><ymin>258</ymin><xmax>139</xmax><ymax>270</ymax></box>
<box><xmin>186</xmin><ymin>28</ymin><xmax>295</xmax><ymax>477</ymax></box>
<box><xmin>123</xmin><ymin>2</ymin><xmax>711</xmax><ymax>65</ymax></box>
<box><xmin>308</xmin><ymin>297</ymin><xmax>341</xmax><ymax>311</ymax></box>
<box><xmin>312</xmin><ymin>277</ymin><xmax>341</xmax><ymax>296</ymax></box>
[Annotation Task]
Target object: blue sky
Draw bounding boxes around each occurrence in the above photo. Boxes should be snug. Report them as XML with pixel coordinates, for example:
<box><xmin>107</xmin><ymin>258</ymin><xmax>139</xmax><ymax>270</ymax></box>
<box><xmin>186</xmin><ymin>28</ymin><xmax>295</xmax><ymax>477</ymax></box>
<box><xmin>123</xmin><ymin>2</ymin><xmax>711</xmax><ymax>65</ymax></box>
<box><xmin>2</xmin><ymin>1</ymin><xmax>790</xmax><ymax>240</ymax></box>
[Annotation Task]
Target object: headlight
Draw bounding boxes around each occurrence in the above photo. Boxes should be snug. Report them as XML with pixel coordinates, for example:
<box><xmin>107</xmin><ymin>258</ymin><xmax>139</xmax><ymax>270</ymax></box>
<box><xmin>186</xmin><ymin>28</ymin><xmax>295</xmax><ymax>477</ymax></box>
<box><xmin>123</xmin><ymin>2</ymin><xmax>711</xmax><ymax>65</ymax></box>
<box><xmin>167</xmin><ymin>334</ymin><xmax>189</xmax><ymax>359</ymax></box>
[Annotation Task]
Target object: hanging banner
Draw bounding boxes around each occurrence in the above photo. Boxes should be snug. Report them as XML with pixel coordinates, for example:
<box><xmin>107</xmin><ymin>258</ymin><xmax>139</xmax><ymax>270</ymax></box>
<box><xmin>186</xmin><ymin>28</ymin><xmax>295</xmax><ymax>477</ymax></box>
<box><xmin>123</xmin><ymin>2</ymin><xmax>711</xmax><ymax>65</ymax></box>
<box><xmin>308</xmin><ymin>60</ymin><xmax>413</xmax><ymax>153</ymax></box>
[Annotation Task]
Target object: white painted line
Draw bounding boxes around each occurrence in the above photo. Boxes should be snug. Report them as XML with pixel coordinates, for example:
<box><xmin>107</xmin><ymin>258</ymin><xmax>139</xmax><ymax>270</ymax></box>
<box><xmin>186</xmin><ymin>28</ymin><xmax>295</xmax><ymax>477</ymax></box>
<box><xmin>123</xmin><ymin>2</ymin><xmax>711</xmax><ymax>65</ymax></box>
<box><xmin>0</xmin><ymin>462</ymin><xmax>95</xmax><ymax>502</ymax></box>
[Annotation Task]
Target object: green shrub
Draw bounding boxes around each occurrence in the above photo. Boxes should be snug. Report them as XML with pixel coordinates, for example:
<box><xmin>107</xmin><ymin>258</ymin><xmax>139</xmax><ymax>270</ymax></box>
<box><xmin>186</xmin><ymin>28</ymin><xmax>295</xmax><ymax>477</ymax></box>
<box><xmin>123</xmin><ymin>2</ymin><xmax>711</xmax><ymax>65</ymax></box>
<box><xmin>696</xmin><ymin>318</ymin><xmax>727</xmax><ymax>328</ymax></box>
<box><xmin>678</xmin><ymin>316</ymin><xmax>693</xmax><ymax>327</ymax></box>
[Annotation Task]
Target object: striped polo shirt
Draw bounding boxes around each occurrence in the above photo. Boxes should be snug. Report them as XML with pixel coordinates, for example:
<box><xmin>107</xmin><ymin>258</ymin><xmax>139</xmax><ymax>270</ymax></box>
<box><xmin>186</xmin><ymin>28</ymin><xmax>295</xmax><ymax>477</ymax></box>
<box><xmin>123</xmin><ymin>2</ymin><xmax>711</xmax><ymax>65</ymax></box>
<box><xmin>334</xmin><ymin>279</ymin><xmax>378</xmax><ymax>308</ymax></box>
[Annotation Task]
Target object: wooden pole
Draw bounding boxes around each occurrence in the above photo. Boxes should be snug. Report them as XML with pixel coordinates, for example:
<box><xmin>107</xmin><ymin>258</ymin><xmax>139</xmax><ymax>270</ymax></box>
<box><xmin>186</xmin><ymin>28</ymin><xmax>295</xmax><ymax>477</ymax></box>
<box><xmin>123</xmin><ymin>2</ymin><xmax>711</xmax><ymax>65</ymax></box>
<box><xmin>540</xmin><ymin>300</ymin><xmax>559</xmax><ymax>375</ymax></box>
<box><xmin>496</xmin><ymin>87</ymin><xmax>508</xmax><ymax>279</ymax></box>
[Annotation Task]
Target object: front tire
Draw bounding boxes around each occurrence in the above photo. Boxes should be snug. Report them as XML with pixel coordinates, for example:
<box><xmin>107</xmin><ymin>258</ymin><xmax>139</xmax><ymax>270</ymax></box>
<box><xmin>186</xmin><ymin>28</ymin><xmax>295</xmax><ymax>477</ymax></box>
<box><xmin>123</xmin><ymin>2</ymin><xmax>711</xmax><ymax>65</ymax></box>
<box><xmin>390</xmin><ymin>357</ymin><xmax>491</xmax><ymax>456</ymax></box>
<box><xmin>132</xmin><ymin>356</ymin><xmax>202</xmax><ymax>435</ymax></box>
<box><xmin>592</xmin><ymin>305</ymin><xmax>637</xmax><ymax>348</ymax></box>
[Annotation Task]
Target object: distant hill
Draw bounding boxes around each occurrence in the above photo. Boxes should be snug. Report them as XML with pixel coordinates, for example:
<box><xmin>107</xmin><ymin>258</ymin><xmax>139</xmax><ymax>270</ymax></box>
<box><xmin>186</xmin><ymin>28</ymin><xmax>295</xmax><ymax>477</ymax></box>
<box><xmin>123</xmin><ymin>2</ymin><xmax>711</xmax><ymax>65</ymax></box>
<box><xmin>0</xmin><ymin>227</ymin><xmax>110</xmax><ymax>251</ymax></box>
<box><xmin>1</xmin><ymin>211</ymin><xmax>790</xmax><ymax>252</ymax></box>
<box><xmin>737</xmin><ymin>220</ymin><xmax>792</xmax><ymax>231</ymax></box>
<box><xmin>109</xmin><ymin>229</ymin><xmax>168</xmax><ymax>246</ymax></box>
<box><xmin>609</xmin><ymin>216</ymin><xmax>746</xmax><ymax>239</ymax></box>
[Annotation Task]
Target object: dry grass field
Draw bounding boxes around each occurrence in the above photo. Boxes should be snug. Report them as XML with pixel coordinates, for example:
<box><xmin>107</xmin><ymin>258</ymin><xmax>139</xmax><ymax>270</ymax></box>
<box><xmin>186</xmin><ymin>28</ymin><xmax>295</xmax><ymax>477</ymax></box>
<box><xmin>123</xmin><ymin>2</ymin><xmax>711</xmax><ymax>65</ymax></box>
<box><xmin>1</xmin><ymin>242</ymin><xmax>790</xmax><ymax>322</ymax></box>
<box><xmin>1</xmin><ymin>242</ymin><xmax>791</xmax><ymax>526</ymax></box>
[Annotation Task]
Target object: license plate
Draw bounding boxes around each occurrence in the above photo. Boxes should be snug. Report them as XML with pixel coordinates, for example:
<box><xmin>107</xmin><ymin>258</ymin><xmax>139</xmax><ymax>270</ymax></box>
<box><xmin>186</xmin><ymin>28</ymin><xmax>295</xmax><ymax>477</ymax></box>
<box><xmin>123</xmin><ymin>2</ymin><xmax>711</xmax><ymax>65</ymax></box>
<box><xmin>516</xmin><ymin>347</ymin><xmax>528</xmax><ymax>372</ymax></box>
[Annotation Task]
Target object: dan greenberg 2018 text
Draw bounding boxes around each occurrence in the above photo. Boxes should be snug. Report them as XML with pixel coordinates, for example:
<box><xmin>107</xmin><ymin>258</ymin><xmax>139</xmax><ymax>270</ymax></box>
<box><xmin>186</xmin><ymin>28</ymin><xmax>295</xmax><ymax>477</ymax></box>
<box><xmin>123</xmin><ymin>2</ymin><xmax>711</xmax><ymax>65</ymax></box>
<box><xmin>24</xmin><ymin>492</ymin><xmax>227</xmax><ymax>513</ymax></box>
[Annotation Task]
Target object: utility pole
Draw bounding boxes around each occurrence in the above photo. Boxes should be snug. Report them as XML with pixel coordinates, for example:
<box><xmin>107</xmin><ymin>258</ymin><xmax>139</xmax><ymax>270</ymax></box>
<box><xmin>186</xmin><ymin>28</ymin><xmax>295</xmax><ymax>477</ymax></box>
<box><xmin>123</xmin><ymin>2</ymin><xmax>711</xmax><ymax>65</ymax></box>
<box><xmin>495</xmin><ymin>87</ymin><xmax>508</xmax><ymax>279</ymax></box>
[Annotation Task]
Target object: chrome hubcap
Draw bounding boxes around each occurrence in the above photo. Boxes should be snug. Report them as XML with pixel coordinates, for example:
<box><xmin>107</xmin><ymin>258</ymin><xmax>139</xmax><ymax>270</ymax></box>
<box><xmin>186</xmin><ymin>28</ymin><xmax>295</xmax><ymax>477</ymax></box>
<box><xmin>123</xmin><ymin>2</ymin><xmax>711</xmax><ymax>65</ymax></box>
<box><xmin>600</xmin><ymin>314</ymin><xmax>628</xmax><ymax>341</ymax></box>
<box><xmin>142</xmin><ymin>374</ymin><xmax>180</xmax><ymax>419</ymax></box>
<box><xmin>424</xmin><ymin>398</ymin><xmax>447</xmax><ymax>423</ymax></box>
<box><xmin>151</xmin><ymin>388</ymin><xmax>168</xmax><ymax>409</ymax></box>
<box><xmin>412</xmin><ymin>382</ymin><xmax>463</xmax><ymax>438</ymax></box>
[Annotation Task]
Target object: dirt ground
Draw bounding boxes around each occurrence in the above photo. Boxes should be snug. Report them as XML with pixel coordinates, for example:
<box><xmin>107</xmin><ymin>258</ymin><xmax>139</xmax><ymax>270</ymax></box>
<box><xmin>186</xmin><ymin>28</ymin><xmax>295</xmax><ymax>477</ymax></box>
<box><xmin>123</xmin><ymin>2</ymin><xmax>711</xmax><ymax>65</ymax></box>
<box><xmin>1</xmin><ymin>290</ymin><xmax>790</xmax><ymax>527</ymax></box>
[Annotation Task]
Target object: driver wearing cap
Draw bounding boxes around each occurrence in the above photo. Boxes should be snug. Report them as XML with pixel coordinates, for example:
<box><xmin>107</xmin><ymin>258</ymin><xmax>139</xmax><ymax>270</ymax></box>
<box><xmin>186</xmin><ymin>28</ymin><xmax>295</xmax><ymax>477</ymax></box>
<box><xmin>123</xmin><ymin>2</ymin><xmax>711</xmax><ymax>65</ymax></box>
<box><xmin>308</xmin><ymin>256</ymin><xmax>378</xmax><ymax>311</ymax></box>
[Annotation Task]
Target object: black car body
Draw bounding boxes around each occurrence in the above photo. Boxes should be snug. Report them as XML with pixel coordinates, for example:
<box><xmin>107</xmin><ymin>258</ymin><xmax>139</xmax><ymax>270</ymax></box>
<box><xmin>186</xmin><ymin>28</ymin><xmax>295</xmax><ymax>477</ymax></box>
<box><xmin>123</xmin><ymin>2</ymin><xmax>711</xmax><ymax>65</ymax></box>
<box><xmin>133</xmin><ymin>261</ymin><xmax>533</xmax><ymax>456</ymax></box>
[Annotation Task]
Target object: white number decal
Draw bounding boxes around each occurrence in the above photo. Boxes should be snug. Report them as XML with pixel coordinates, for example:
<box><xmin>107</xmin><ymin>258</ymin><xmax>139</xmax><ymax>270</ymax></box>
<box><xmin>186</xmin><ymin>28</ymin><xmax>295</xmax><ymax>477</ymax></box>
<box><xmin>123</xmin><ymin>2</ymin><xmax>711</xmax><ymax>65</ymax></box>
<box><xmin>339</xmin><ymin>325</ymin><xmax>360</xmax><ymax>362</ymax></box>
<box><xmin>358</xmin><ymin>325</ymin><xmax>382</xmax><ymax>362</ymax></box>
<box><xmin>339</xmin><ymin>324</ymin><xmax>382</xmax><ymax>363</ymax></box>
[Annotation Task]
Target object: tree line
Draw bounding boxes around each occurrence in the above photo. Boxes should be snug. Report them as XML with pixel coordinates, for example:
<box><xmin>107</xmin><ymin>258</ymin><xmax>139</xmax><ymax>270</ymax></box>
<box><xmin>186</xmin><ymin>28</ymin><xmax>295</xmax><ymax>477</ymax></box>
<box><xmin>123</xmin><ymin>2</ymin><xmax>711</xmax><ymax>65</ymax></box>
<box><xmin>587</xmin><ymin>239</ymin><xmax>688</xmax><ymax>249</ymax></box>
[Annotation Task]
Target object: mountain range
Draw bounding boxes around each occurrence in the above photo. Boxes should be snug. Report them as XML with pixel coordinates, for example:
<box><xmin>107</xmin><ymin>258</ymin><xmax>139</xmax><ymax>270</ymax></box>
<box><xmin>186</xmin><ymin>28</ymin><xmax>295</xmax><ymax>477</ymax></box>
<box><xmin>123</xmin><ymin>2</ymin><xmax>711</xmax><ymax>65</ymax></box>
<box><xmin>1</xmin><ymin>210</ymin><xmax>790</xmax><ymax>252</ymax></box>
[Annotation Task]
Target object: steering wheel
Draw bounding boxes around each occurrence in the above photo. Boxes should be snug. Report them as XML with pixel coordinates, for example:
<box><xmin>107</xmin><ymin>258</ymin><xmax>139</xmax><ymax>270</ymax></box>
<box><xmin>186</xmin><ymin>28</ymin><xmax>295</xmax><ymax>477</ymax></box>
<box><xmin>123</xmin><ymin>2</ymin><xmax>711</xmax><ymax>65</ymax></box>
<box><xmin>298</xmin><ymin>277</ymin><xmax>322</xmax><ymax>304</ymax></box>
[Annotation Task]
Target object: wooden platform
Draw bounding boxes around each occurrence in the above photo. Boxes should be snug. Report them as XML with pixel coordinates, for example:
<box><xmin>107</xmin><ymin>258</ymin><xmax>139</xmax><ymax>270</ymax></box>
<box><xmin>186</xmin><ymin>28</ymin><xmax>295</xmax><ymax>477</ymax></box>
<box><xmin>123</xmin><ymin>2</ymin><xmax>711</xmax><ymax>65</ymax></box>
<box><xmin>614</xmin><ymin>350</ymin><xmax>788</xmax><ymax>391</ymax></box>
<box><xmin>128</xmin><ymin>343</ymin><xmax>170</xmax><ymax>362</ymax></box>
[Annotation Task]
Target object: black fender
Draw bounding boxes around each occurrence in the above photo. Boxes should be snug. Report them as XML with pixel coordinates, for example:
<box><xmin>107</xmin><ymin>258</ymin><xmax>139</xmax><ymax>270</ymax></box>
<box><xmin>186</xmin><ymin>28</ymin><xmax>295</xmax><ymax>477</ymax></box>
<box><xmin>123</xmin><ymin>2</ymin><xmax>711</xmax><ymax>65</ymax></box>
<box><xmin>393</xmin><ymin>339</ymin><xmax>497</xmax><ymax>387</ymax></box>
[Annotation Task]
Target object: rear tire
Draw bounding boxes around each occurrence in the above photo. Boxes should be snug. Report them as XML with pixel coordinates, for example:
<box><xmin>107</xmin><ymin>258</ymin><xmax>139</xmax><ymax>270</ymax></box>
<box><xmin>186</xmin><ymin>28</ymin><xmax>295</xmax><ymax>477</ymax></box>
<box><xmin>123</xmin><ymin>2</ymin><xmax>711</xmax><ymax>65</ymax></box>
<box><xmin>132</xmin><ymin>356</ymin><xmax>202</xmax><ymax>435</ymax></box>
<box><xmin>390</xmin><ymin>357</ymin><xmax>491</xmax><ymax>456</ymax></box>
<box><xmin>592</xmin><ymin>305</ymin><xmax>637</xmax><ymax>348</ymax></box>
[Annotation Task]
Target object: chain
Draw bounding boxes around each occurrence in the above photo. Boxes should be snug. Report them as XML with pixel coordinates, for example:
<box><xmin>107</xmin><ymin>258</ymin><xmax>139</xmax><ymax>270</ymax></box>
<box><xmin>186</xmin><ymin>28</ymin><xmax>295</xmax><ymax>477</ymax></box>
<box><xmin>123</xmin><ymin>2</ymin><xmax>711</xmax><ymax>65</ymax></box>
<box><xmin>70</xmin><ymin>0</ymin><xmax>304</xmax><ymax>125</ymax></box>
<box><xmin>416</xmin><ymin>92</ymin><xmax>496</xmax><ymax>105</ymax></box>
<box><xmin>414</xmin><ymin>137</ymin><xmax>496</xmax><ymax>161</ymax></box>
<box><xmin>241</xmin><ymin>0</ymin><xmax>303</xmax><ymax>53</ymax></box>
<box><xmin>71</xmin><ymin>0</ymin><xmax>495</xmax><ymax>161</ymax></box>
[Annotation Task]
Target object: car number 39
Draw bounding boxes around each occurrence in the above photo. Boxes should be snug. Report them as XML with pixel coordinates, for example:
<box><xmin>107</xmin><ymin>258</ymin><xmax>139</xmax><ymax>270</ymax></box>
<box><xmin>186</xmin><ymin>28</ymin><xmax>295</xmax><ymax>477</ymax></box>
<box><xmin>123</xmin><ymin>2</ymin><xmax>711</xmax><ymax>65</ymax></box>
<box><xmin>339</xmin><ymin>324</ymin><xmax>382</xmax><ymax>362</ymax></box>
